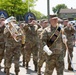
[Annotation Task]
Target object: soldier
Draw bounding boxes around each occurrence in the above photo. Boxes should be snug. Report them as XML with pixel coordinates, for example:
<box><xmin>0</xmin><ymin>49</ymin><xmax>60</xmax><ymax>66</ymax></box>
<box><xmin>0</xmin><ymin>15</ymin><xmax>5</xmax><ymax>70</ymax></box>
<box><xmin>63</xmin><ymin>18</ymin><xmax>69</xmax><ymax>27</ymax></box>
<box><xmin>40</xmin><ymin>15</ymin><xmax>67</xmax><ymax>75</ymax></box>
<box><xmin>19</xmin><ymin>22</ymin><xmax>26</xmax><ymax>67</ymax></box>
<box><xmin>64</xmin><ymin>22</ymin><xmax>75</xmax><ymax>71</ymax></box>
<box><xmin>23</xmin><ymin>18</ymin><xmax>39</xmax><ymax>71</ymax></box>
<box><xmin>4</xmin><ymin>16</ymin><xmax>24</xmax><ymax>75</ymax></box>
<box><xmin>37</xmin><ymin>20</ymin><xmax>48</xmax><ymax>75</ymax></box>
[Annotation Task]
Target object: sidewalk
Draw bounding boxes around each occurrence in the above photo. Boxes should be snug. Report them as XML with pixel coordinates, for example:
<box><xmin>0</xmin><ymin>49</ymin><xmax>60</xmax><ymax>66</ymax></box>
<box><xmin>0</xmin><ymin>49</ymin><xmax>76</xmax><ymax>75</ymax></box>
<box><xmin>0</xmin><ymin>58</ymin><xmax>76</xmax><ymax>75</ymax></box>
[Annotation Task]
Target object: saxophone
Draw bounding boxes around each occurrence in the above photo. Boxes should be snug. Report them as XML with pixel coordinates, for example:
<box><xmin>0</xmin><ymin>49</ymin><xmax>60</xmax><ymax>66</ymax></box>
<box><xmin>4</xmin><ymin>16</ymin><xmax>24</xmax><ymax>42</ymax></box>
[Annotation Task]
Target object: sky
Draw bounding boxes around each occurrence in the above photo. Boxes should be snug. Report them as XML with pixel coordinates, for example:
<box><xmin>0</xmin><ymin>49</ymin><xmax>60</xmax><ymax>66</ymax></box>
<box><xmin>34</xmin><ymin>0</ymin><xmax>76</xmax><ymax>15</ymax></box>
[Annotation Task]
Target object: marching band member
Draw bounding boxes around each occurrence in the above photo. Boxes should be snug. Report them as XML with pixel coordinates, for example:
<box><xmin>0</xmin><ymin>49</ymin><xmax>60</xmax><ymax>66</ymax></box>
<box><xmin>0</xmin><ymin>15</ymin><xmax>5</xmax><ymax>70</ymax></box>
<box><xmin>23</xmin><ymin>17</ymin><xmax>39</xmax><ymax>71</ymax></box>
<box><xmin>40</xmin><ymin>15</ymin><xmax>67</xmax><ymax>75</ymax></box>
<box><xmin>37</xmin><ymin>20</ymin><xmax>49</xmax><ymax>75</ymax></box>
<box><xmin>4</xmin><ymin>16</ymin><xmax>24</xmax><ymax>75</ymax></box>
<box><xmin>18</xmin><ymin>22</ymin><xmax>26</xmax><ymax>67</ymax></box>
<box><xmin>64</xmin><ymin>21</ymin><xmax>76</xmax><ymax>71</ymax></box>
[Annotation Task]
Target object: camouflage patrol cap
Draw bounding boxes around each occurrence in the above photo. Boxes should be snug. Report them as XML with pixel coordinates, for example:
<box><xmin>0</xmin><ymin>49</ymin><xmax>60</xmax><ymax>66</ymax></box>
<box><xmin>63</xmin><ymin>18</ymin><xmax>68</xmax><ymax>21</ymax></box>
<box><xmin>44</xmin><ymin>20</ymin><xmax>48</xmax><ymax>23</ymax></box>
<box><xmin>40</xmin><ymin>19</ymin><xmax>45</xmax><ymax>23</ymax></box>
<box><xmin>49</xmin><ymin>14</ymin><xmax>58</xmax><ymax>20</ymax></box>
<box><xmin>50</xmin><ymin>14</ymin><xmax>57</xmax><ymax>18</ymax></box>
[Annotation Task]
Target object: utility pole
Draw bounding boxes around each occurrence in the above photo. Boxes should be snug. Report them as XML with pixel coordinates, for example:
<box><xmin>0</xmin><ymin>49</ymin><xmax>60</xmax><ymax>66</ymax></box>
<box><xmin>47</xmin><ymin>0</ymin><xmax>50</xmax><ymax>22</ymax></box>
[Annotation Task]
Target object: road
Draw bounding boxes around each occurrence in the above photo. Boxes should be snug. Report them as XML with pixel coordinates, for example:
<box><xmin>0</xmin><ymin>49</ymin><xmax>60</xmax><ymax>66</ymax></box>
<box><xmin>0</xmin><ymin>49</ymin><xmax>76</xmax><ymax>75</ymax></box>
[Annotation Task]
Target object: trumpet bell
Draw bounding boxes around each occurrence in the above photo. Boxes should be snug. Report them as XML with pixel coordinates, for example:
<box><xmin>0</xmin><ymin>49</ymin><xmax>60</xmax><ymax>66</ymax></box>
<box><xmin>4</xmin><ymin>16</ymin><xmax>24</xmax><ymax>42</ymax></box>
<box><xmin>4</xmin><ymin>16</ymin><xmax>16</xmax><ymax>24</ymax></box>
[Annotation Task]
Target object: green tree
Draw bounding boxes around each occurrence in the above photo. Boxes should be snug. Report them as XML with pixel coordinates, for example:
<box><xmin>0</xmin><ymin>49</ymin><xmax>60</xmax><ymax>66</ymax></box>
<box><xmin>0</xmin><ymin>0</ymin><xmax>37</xmax><ymax>16</ymax></box>
<box><xmin>52</xmin><ymin>4</ymin><xmax>68</xmax><ymax>15</ymax></box>
<box><xmin>31</xmin><ymin>9</ymin><xmax>45</xmax><ymax>19</ymax></box>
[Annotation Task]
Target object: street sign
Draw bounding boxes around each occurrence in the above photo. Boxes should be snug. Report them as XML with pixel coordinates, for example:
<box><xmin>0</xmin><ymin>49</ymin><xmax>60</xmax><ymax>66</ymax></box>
<box><xmin>0</xmin><ymin>10</ymin><xmax>8</xmax><ymax>19</ymax></box>
<box><xmin>24</xmin><ymin>12</ymin><xmax>36</xmax><ymax>23</ymax></box>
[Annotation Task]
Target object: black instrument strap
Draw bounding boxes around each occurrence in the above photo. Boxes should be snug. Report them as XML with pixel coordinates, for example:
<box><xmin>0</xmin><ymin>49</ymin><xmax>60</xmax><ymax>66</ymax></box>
<box><xmin>49</xmin><ymin>26</ymin><xmax>61</xmax><ymax>46</ymax></box>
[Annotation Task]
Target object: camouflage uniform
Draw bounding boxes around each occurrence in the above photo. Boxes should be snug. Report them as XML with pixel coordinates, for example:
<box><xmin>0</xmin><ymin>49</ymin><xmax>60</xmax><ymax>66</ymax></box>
<box><xmin>19</xmin><ymin>23</ymin><xmax>26</xmax><ymax>67</ymax></box>
<box><xmin>4</xmin><ymin>29</ymin><xmax>21</xmax><ymax>75</ymax></box>
<box><xmin>0</xmin><ymin>25</ymin><xmax>5</xmax><ymax>69</ymax></box>
<box><xmin>0</xmin><ymin>17</ymin><xmax>5</xmax><ymax>69</ymax></box>
<box><xmin>23</xmin><ymin>24</ymin><xmax>38</xmax><ymax>71</ymax></box>
<box><xmin>21</xmin><ymin>46</ymin><xmax>26</xmax><ymax>66</ymax></box>
<box><xmin>37</xmin><ymin>27</ymin><xmax>47</xmax><ymax>75</ymax></box>
<box><xmin>65</xmin><ymin>26</ymin><xmax>75</xmax><ymax>70</ymax></box>
<box><xmin>40</xmin><ymin>25</ymin><xmax>66</xmax><ymax>75</ymax></box>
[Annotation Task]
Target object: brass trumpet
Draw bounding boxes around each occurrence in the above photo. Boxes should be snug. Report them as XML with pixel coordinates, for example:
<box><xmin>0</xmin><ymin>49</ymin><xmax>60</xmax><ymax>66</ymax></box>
<box><xmin>4</xmin><ymin>16</ymin><xmax>24</xmax><ymax>42</ymax></box>
<box><xmin>64</xmin><ymin>23</ymin><xmax>76</xmax><ymax>29</ymax></box>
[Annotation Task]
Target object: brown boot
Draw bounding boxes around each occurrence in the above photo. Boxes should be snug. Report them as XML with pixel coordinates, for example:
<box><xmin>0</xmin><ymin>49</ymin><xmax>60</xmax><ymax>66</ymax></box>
<box><xmin>37</xmin><ymin>67</ymin><xmax>41</xmax><ymax>75</ymax></box>
<box><xmin>6</xmin><ymin>69</ymin><xmax>9</xmax><ymax>75</ymax></box>
<box><xmin>35</xmin><ymin>64</ymin><xmax>37</xmax><ymax>72</ymax></box>
<box><xmin>23</xmin><ymin>62</ymin><xmax>25</xmax><ymax>67</ymax></box>
<box><xmin>68</xmin><ymin>64</ymin><xmax>73</xmax><ymax>71</ymax></box>
<box><xmin>34</xmin><ymin>61</ymin><xmax>37</xmax><ymax>71</ymax></box>
<box><xmin>23</xmin><ymin>60</ymin><xmax>25</xmax><ymax>67</ymax></box>
<box><xmin>4</xmin><ymin>68</ymin><xmax>6</xmax><ymax>73</ymax></box>
<box><xmin>0</xmin><ymin>64</ymin><xmax>1</xmax><ymax>70</ymax></box>
<box><xmin>68</xmin><ymin>67</ymin><xmax>73</xmax><ymax>71</ymax></box>
<box><xmin>15</xmin><ymin>72</ymin><xmax>19</xmax><ymax>75</ymax></box>
<box><xmin>25</xmin><ymin>62</ymin><xmax>28</xmax><ymax>69</ymax></box>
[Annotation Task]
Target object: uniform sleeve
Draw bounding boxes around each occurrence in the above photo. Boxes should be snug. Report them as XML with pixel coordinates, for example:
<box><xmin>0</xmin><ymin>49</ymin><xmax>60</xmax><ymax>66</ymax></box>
<box><xmin>3</xmin><ymin>31</ymin><xmax>10</xmax><ymax>46</ymax></box>
<box><xmin>71</xmin><ymin>26</ymin><xmax>75</xmax><ymax>33</ymax></box>
<box><xmin>4</xmin><ymin>27</ymin><xmax>9</xmax><ymax>34</ymax></box>
<box><xmin>40</xmin><ymin>29</ymin><xmax>48</xmax><ymax>46</ymax></box>
<box><xmin>23</xmin><ymin>24</ymin><xmax>29</xmax><ymax>32</ymax></box>
<box><xmin>61</xmin><ymin>28</ymin><xmax>68</xmax><ymax>50</ymax></box>
<box><xmin>65</xmin><ymin>26</ymin><xmax>75</xmax><ymax>33</ymax></box>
